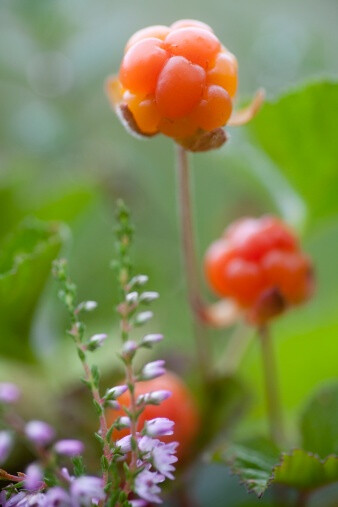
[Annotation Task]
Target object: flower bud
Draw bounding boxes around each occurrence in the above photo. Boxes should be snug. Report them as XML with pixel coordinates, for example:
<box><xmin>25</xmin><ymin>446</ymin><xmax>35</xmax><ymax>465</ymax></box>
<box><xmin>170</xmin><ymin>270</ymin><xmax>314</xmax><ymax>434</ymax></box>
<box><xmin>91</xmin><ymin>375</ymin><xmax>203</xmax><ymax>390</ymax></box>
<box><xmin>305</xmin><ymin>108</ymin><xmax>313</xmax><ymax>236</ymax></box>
<box><xmin>116</xmin><ymin>434</ymin><xmax>132</xmax><ymax>454</ymax></box>
<box><xmin>54</xmin><ymin>439</ymin><xmax>84</xmax><ymax>457</ymax></box>
<box><xmin>137</xmin><ymin>390</ymin><xmax>171</xmax><ymax>406</ymax></box>
<box><xmin>105</xmin><ymin>385</ymin><xmax>128</xmax><ymax>400</ymax></box>
<box><xmin>126</xmin><ymin>291</ymin><xmax>139</xmax><ymax>304</ymax></box>
<box><xmin>135</xmin><ymin>311</ymin><xmax>153</xmax><ymax>326</ymax></box>
<box><xmin>139</xmin><ymin>291</ymin><xmax>159</xmax><ymax>303</ymax></box>
<box><xmin>144</xmin><ymin>417</ymin><xmax>174</xmax><ymax>437</ymax></box>
<box><xmin>122</xmin><ymin>340</ymin><xmax>138</xmax><ymax>359</ymax></box>
<box><xmin>129</xmin><ymin>274</ymin><xmax>148</xmax><ymax>288</ymax></box>
<box><xmin>140</xmin><ymin>333</ymin><xmax>164</xmax><ymax>347</ymax></box>
<box><xmin>87</xmin><ymin>333</ymin><xmax>107</xmax><ymax>351</ymax></box>
<box><xmin>140</xmin><ymin>360</ymin><xmax>166</xmax><ymax>380</ymax></box>
<box><xmin>115</xmin><ymin>416</ymin><xmax>131</xmax><ymax>430</ymax></box>
<box><xmin>78</xmin><ymin>301</ymin><xmax>98</xmax><ymax>312</ymax></box>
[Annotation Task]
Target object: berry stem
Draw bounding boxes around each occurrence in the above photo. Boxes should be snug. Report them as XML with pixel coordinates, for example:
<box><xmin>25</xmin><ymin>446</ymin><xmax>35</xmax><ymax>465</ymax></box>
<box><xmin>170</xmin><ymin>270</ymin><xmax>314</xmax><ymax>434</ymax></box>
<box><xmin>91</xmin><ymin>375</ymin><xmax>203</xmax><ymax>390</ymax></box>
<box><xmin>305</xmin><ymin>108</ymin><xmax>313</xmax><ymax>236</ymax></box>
<box><xmin>175</xmin><ymin>144</ymin><xmax>210</xmax><ymax>381</ymax></box>
<box><xmin>258</xmin><ymin>325</ymin><xmax>285</xmax><ymax>446</ymax></box>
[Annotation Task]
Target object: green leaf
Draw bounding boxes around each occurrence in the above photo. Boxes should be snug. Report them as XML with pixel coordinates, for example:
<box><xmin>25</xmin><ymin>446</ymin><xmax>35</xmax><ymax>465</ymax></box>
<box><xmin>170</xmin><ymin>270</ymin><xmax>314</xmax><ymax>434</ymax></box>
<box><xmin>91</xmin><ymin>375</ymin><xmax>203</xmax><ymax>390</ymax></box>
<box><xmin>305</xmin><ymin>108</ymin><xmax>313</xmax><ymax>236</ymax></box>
<box><xmin>215</xmin><ymin>439</ymin><xmax>338</xmax><ymax>497</ymax></box>
<box><xmin>300</xmin><ymin>382</ymin><xmax>338</xmax><ymax>458</ymax></box>
<box><xmin>0</xmin><ymin>219</ymin><xmax>65</xmax><ymax>361</ymax></box>
<box><xmin>248</xmin><ymin>81</ymin><xmax>338</xmax><ymax>227</ymax></box>
<box><xmin>213</xmin><ymin>437</ymin><xmax>280</xmax><ymax>497</ymax></box>
<box><xmin>274</xmin><ymin>449</ymin><xmax>338</xmax><ymax>490</ymax></box>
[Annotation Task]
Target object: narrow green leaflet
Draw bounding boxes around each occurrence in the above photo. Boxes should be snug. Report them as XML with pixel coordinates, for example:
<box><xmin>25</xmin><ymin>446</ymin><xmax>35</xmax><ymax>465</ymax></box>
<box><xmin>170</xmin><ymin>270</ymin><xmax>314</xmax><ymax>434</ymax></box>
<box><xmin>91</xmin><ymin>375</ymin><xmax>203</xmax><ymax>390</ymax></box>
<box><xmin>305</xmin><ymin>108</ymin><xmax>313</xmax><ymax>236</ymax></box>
<box><xmin>300</xmin><ymin>382</ymin><xmax>338</xmax><ymax>458</ymax></box>
<box><xmin>0</xmin><ymin>219</ymin><xmax>65</xmax><ymax>361</ymax></box>
<box><xmin>248</xmin><ymin>81</ymin><xmax>338</xmax><ymax>227</ymax></box>
<box><xmin>215</xmin><ymin>440</ymin><xmax>338</xmax><ymax>497</ymax></box>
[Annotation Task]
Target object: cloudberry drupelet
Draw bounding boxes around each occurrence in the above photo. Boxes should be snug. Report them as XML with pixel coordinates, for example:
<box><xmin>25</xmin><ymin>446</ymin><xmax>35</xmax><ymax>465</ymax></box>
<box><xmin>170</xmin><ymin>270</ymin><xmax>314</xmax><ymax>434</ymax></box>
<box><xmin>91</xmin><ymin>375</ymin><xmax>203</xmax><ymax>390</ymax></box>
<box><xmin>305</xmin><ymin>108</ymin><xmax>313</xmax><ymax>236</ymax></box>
<box><xmin>108</xmin><ymin>19</ymin><xmax>237</xmax><ymax>141</ymax></box>
<box><xmin>205</xmin><ymin>216</ymin><xmax>314</xmax><ymax>325</ymax></box>
<box><xmin>106</xmin><ymin>371</ymin><xmax>200</xmax><ymax>460</ymax></box>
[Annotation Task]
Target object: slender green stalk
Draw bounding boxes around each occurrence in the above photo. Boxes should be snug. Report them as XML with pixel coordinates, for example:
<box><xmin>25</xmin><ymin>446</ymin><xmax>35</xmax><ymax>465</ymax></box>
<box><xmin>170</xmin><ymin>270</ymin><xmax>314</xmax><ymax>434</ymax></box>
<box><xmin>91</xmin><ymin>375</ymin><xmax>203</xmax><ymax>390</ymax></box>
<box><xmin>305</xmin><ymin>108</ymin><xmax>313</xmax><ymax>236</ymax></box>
<box><xmin>175</xmin><ymin>144</ymin><xmax>210</xmax><ymax>380</ymax></box>
<box><xmin>258</xmin><ymin>325</ymin><xmax>285</xmax><ymax>446</ymax></box>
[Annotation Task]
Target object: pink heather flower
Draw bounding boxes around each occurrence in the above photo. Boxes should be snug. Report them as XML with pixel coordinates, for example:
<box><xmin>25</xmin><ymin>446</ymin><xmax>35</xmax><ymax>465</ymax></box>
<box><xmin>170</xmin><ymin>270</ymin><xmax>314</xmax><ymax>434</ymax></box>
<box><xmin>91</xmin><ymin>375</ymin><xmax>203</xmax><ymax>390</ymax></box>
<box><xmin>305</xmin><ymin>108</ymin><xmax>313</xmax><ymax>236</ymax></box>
<box><xmin>54</xmin><ymin>439</ymin><xmax>84</xmax><ymax>457</ymax></box>
<box><xmin>141</xmin><ymin>360</ymin><xmax>166</xmax><ymax>380</ymax></box>
<box><xmin>25</xmin><ymin>420</ymin><xmax>55</xmax><ymax>447</ymax></box>
<box><xmin>139</xmin><ymin>291</ymin><xmax>159</xmax><ymax>303</ymax></box>
<box><xmin>144</xmin><ymin>418</ymin><xmax>174</xmax><ymax>437</ymax></box>
<box><xmin>43</xmin><ymin>487</ymin><xmax>71</xmax><ymax>506</ymax></box>
<box><xmin>129</xmin><ymin>501</ymin><xmax>148</xmax><ymax>507</ymax></box>
<box><xmin>0</xmin><ymin>430</ymin><xmax>13</xmax><ymax>464</ymax></box>
<box><xmin>0</xmin><ymin>383</ymin><xmax>20</xmax><ymax>404</ymax></box>
<box><xmin>134</xmin><ymin>469</ymin><xmax>165</xmax><ymax>504</ymax></box>
<box><xmin>70</xmin><ymin>476</ymin><xmax>105</xmax><ymax>507</ymax></box>
<box><xmin>7</xmin><ymin>492</ymin><xmax>45</xmax><ymax>506</ymax></box>
<box><xmin>152</xmin><ymin>441</ymin><xmax>178</xmax><ymax>480</ymax></box>
<box><xmin>138</xmin><ymin>390</ymin><xmax>171</xmax><ymax>406</ymax></box>
<box><xmin>24</xmin><ymin>463</ymin><xmax>43</xmax><ymax>491</ymax></box>
<box><xmin>116</xmin><ymin>434</ymin><xmax>132</xmax><ymax>454</ymax></box>
<box><xmin>106</xmin><ymin>400</ymin><xmax>121</xmax><ymax>410</ymax></box>
<box><xmin>140</xmin><ymin>334</ymin><xmax>163</xmax><ymax>346</ymax></box>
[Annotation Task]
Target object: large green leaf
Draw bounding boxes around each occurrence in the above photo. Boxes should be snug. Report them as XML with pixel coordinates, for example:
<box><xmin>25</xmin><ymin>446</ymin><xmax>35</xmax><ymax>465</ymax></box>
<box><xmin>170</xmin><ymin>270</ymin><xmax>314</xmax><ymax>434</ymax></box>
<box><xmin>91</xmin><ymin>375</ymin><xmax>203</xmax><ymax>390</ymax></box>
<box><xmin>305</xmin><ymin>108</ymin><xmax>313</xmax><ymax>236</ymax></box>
<box><xmin>248</xmin><ymin>81</ymin><xmax>338</xmax><ymax>227</ymax></box>
<box><xmin>215</xmin><ymin>440</ymin><xmax>338</xmax><ymax>497</ymax></box>
<box><xmin>0</xmin><ymin>219</ymin><xmax>65</xmax><ymax>361</ymax></box>
<box><xmin>300</xmin><ymin>382</ymin><xmax>338</xmax><ymax>458</ymax></box>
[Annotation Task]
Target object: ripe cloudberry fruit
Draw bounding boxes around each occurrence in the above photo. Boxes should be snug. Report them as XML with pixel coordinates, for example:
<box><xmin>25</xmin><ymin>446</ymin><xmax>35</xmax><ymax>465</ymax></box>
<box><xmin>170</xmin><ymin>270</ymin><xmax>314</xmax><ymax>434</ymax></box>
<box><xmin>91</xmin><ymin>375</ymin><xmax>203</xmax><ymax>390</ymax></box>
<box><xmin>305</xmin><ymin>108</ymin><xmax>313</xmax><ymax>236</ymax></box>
<box><xmin>107</xmin><ymin>19</ymin><xmax>240</xmax><ymax>150</ymax></box>
<box><xmin>106</xmin><ymin>371</ymin><xmax>200</xmax><ymax>459</ymax></box>
<box><xmin>204</xmin><ymin>216</ymin><xmax>314</xmax><ymax>325</ymax></box>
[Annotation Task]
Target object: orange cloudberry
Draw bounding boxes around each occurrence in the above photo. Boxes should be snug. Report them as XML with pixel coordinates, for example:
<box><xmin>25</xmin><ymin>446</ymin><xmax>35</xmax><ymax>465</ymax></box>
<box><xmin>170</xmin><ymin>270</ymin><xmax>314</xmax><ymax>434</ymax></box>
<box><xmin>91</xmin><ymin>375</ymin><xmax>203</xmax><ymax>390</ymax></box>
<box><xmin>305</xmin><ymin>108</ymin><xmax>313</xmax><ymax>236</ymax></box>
<box><xmin>204</xmin><ymin>216</ymin><xmax>314</xmax><ymax>325</ymax></box>
<box><xmin>107</xmin><ymin>19</ymin><xmax>264</xmax><ymax>151</ymax></box>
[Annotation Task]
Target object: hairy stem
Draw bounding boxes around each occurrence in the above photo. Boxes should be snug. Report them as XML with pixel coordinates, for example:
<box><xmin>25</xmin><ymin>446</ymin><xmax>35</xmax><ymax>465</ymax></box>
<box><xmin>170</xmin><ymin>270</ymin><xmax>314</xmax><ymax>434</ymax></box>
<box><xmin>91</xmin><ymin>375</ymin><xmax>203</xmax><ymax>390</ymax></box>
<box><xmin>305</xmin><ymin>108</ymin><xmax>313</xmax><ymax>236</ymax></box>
<box><xmin>259</xmin><ymin>325</ymin><xmax>285</xmax><ymax>446</ymax></box>
<box><xmin>175</xmin><ymin>144</ymin><xmax>210</xmax><ymax>380</ymax></box>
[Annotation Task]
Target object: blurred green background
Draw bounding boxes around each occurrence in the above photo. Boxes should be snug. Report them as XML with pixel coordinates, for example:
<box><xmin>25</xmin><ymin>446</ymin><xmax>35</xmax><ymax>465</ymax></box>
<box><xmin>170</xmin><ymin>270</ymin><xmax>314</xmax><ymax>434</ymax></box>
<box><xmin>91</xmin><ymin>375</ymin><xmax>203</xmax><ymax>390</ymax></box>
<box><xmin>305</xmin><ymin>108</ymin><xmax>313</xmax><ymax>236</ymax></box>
<box><xmin>1</xmin><ymin>0</ymin><xmax>338</xmax><ymax>505</ymax></box>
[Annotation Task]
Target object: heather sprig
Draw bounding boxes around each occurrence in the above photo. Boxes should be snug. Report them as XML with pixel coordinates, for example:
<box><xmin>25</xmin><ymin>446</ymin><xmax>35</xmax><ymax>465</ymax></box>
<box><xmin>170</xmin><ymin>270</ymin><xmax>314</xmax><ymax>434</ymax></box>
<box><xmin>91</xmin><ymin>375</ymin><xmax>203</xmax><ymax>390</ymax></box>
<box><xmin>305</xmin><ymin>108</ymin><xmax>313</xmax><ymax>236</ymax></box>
<box><xmin>0</xmin><ymin>201</ymin><xmax>177</xmax><ymax>506</ymax></box>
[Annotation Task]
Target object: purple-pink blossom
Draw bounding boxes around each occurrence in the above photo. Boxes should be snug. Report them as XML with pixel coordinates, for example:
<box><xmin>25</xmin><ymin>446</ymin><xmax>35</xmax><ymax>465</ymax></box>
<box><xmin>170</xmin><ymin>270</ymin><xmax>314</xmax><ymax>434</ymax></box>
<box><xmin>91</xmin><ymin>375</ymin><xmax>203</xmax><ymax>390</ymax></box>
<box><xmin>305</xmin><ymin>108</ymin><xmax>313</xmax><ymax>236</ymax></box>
<box><xmin>70</xmin><ymin>476</ymin><xmax>105</xmax><ymax>507</ymax></box>
<box><xmin>144</xmin><ymin>418</ymin><xmax>174</xmax><ymax>437</ymax></box>
<box><xmin>0</xmin><ymin>383</ymin><xmax>20</xmax><ymax>404</ymax></box>
<box><xmin>134</xmin><ymin>469</ymin><xmax>165</xmax><ymax>504</ymax></box>
<box><xmin>25</xmin><ymin>420</ymin><xmax>55</xmax><ymax>447</ymax></box>
<box><xmin>0</xmin><ymin>431</ymin><xmax>13</xmax><ymax>464</ymax></box>
<box><xmin>24</xmin><ymin>463</ymin><xmax>43</xmax><ymax>491</ymax></box>
<box><xmin>54</xmin><ymin>439</ymin><xmax>84</xmax><ymax>457</ymax></box>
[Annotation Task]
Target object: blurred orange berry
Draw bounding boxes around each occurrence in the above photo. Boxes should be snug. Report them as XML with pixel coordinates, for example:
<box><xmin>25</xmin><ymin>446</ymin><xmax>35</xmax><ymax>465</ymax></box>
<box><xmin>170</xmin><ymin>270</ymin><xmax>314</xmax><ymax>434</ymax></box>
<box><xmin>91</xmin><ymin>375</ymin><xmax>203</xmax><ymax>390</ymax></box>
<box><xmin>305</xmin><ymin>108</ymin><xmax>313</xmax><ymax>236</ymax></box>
<box><xmin>205</xmin><ymin>216</ymin><xmax>314</xmax><ymax>325</ymax></box>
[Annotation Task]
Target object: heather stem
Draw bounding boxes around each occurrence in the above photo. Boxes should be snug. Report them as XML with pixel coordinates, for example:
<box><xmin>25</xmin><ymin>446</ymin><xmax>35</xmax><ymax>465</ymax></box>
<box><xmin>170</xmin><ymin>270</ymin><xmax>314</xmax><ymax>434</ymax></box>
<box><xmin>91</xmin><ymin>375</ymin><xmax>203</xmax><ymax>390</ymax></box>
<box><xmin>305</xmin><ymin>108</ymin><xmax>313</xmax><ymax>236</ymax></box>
<box><xmin>175</xmin><ymin>144</ymin><xmax>210</xmax><ymax>381</ymax></box>
<box><xmin>258</xmin><ymin>325</ymin><xmax>285</xmax><ymax>446</ymax></box>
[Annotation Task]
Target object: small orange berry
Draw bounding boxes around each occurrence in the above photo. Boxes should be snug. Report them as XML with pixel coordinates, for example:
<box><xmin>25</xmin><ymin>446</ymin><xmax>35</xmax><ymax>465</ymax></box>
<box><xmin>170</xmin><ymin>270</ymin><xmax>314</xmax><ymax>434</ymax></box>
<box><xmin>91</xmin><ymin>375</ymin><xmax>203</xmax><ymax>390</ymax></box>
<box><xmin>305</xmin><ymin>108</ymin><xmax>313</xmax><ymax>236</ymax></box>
<box><xmin>125</xmin><ymin>92</ymin><xmax>161</xmax><ymax>134</ymax></box>
<box><xmin>170</xmin><ymin>19</ymin><xmax>213</xmax><ymax>32</ymax></box>
<box><xmin>125</xmin><ymin>25</ymin><xmax>171</xmax><ymax>52</ymax></box>
<box><xmin>207</xmin><ymin>51</ymin><xmax>238</xmax><ymax>98</ymax></box>
<box><xmin>158</xmin><ymin>116</ymin><xmax>198</xmax><ymax>139</ymax></box>
<box><xmin>156</xmin><ymin>56</ymin><xmax>206</xmax><ymax>119</ymax></box>
<box><xmin>164</xmin><ymin>27</ymin><xmax>221</xmax><ymax>70</ymax></box>
<box><xmin>190</xmin><ymin>85</ymin><xmax>232</xmax><ymax>131</ymax></box>
<box><xmin>119</xmin><ymin>38</ymin><xmax>169</xmax><ymax>95</ymax></box>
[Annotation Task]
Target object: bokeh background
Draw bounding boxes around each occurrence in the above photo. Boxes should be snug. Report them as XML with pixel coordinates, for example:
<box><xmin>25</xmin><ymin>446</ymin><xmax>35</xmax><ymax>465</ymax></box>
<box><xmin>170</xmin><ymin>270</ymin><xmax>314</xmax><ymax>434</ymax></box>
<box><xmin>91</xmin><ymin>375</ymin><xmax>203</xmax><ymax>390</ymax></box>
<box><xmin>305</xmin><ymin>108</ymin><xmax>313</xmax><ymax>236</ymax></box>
<box><xmin>1</xmin><ymin>0</ymin><xmax>338</xmax><ymax>505</ymax></box>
